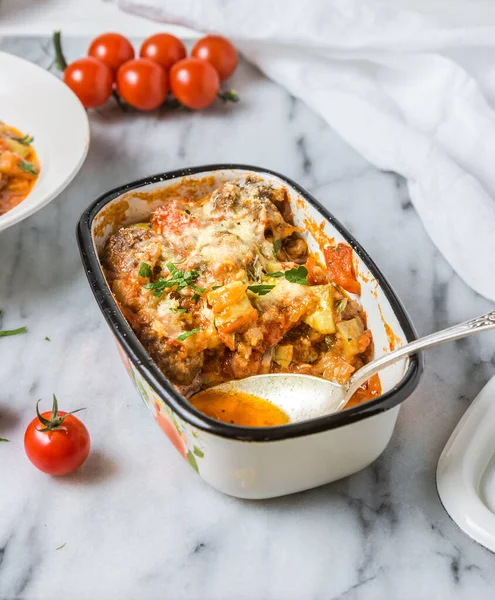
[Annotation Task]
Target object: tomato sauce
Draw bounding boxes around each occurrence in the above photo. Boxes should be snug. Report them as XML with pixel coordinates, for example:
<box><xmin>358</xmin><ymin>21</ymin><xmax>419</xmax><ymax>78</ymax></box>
<box><xmin>347</xmin><ymin>374</ymin><xmax>382</xmax><ymax>408</ymax></box>
<box><xmin>190</xmin><ymin>389</ymin><xmax>290</xmax><ymax>427</ymax></box>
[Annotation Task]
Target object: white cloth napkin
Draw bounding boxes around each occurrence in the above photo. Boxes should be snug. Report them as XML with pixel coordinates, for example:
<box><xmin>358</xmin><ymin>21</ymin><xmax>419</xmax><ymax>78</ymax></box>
<box><xmin>116</xmin><ymin>0</ymin><xmax>495</xmax><ymax>301</ymax></box>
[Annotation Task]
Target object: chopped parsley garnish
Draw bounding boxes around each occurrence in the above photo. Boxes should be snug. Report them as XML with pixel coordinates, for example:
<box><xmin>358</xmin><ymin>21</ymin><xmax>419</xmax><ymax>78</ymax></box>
<box><xmin>247</xmin><ymin>284</ymin><xmax>275</xmax><ymax>296</ymax></box>
<box><xmin>211</xmin><ymin>285</ymin><xmax>222</xmax><ymax>290</ymax></box>
<box><xmin>0</xmin><ymin>438</ymin><xmax>9</xmax><ymax>442</ymax></box>
<box><xmin>191</xmin><ymin>294</ymin><xmax>201</xmax><ymax>301</ymax></box>
<box><xmin>184</xmin><ymin>209</ymin><xmax>191</xmax><ymax>215</ymax></box>
<box><xmin>284</xmin><ymin>266</ymin><xmax>308</xmax><ymax>285</ymax></box>
<box><xmin>144</xmin><ymin>262</ymin><xmax>204</xmax><ymax>297</ymax></box>
<box><xmin>13</xmin><ymin>134</ymin><xmax>34</xmax><ymax>146</ymax></box>
<box><xmin>0</xmin><ymin>326</ymin><xmax>27</xmax><ymax>337</ymax></box>
<box><xmin>347</xmin><ymin>338</ymin><xmax>352</xmax><ymax>341</ymax></box>
<box><xmin>268</xmin><ymin>266</ymin><xmax>308</xmax><ymax>285</ymax></box>
<box><xmin>145</xmin><ymin>278</ymin><xmax>177</xmax><ymax>297</ymax></box>
<box><xmin>18</xmin><ymin>160</ymin><xmax>37</xmax><ymax>175</ymax></box>
<box><xmin>45</xmin><ymin>336</ymin><xmax>51</xmax><ymax>341</ymax></box>
<box><xmin>138</xmin><ymin>262</ymin><xmax>152</xmax><ymax>278</ymax></box>
<box><xmin>56</xmin><ymin>543</ymin><xmax>66</xmax><ymax>551</ymax></box>
<box><xmin>336</xmin><ymin>300</ymin><xmax>345</xmax><ymax>315</ymax></box>
<box><xmin>177</xmin><ymin>328</ymin><xmax>201</xmax><ymax>341</ymax></box>
<box><xmin>170</xmin><ymin>307</ymin><xmax>186</xmax><ymax>313</ymax></box>
<box><xmin>273</xmin><ymin>239</ymin><xmax>282</xmax><ymax>254</ymax></box>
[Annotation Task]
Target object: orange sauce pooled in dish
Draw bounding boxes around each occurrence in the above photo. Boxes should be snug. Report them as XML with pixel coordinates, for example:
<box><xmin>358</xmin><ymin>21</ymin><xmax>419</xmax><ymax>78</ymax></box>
<box><xmin>346</xmin><ymin>374</ymin><xmax>382</xmax><ymax>408</ymax></box>
<box><xmin>190</xmin><ymin>390</ymin><xmax>290</xmax><ymax>427</ymax></box>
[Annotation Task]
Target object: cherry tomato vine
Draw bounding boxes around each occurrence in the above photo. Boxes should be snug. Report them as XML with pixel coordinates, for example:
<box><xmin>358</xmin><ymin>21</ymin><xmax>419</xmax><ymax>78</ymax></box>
<box><xmin>52</xmin><ymin>30</ymin><xmax>239</xmax><ymax>112</ymax></box>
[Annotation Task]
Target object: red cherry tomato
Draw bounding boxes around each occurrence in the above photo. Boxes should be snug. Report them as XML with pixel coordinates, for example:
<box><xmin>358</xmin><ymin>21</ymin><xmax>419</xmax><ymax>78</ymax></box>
<box><xmin>116</xmin><ymin>58</ymin><xmax>168</xmax><ymax>111</ymax></box>
<box><xmin>191</xmin><ymin>35</ymin><xmax>238</xmax><ymax>81</ymax></box>
<box><xmin>169</xmin><ymin>58</ymin><xmax>219</xmax><ymax>110</ymax></box>
<box><xmin>140</xmin><ymin>33</ymin><xmax>186</xmax><ymax>71</ymax></box>
<box><xmin>88</xmin><ymin>32</ymin><xmax>135</xmax><ymax>72</ymax></box>
<box><xmin>63</xmin><ymin>57</ymin><xmax>113</xmax><ymax>109</ymax></box>
<box><xmin>24</xmin><ymin>396</ymin><xmax>90</xmax><ymax>476</ymax></box>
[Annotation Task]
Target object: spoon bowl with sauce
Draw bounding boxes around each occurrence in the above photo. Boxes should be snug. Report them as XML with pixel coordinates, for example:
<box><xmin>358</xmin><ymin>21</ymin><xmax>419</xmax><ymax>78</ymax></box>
<box><xmin>193</xmin><ymin>311</ymin><xmax>495</xmax><ymax>425</ymax></box>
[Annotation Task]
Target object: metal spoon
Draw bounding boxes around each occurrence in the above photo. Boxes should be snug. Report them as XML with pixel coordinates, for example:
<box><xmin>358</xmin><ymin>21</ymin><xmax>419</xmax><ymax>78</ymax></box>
<box><xmin>208</xmin><ymin>311</ymin><xmax>495</xmax><ymax>422</ymax></box>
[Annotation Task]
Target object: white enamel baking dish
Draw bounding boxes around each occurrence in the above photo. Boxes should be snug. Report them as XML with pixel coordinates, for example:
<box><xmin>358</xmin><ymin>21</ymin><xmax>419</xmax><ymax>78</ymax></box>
<box><xmin>77</xmin><ymin>165</ymin><xmax>422</xmax><ymax>499</ymax></box>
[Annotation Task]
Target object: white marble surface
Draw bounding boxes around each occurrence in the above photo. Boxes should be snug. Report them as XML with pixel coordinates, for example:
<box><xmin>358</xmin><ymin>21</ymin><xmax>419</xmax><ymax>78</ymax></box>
<box><xmin>1</xmin><ymin>36</ymin><xmax>495</xmax><ymax>600</ymax></box>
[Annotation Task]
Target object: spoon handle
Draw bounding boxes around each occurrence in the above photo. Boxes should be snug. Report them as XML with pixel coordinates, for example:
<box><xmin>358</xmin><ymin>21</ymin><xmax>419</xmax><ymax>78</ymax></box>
<box><xmin>345</xmin><ymin>310</ymin><xmax>495</xmax><ymax>401</ymax></box>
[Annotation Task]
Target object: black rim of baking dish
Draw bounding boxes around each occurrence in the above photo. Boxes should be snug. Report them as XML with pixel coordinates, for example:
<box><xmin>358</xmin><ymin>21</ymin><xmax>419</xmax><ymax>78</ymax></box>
<box><xmin>77</xmin><ymin>164</ymin><xmax>423</xmax><ymax>442</ymax></box>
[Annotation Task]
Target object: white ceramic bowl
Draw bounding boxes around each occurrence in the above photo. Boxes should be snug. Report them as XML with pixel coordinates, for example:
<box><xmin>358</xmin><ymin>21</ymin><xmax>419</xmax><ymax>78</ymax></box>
<box><xmin>437</xmin><ymin>376</ymin><xmax>495</xmax><ymax>553</ymax></box>
<box><xmin>78</xmin><ymin>165</ymin><xmax>423</xmax><ymax>499</ymax></box>
<box><xmin>0</xmin><ymin>52</ymin><xmax>89</xmax><ymax>232</ymax></box>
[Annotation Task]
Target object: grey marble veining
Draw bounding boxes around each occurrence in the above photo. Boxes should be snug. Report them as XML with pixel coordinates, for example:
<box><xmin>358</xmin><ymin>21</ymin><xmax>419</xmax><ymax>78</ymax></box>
<box><xmin>1</xmin><ymin>36</ymin><xmax>495</xmax><ymax>600</ymax></box>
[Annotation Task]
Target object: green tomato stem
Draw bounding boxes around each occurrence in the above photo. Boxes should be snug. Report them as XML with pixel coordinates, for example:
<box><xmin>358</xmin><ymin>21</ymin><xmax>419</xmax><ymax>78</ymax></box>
<box><xmin>218</xmin><ymin>89</ymin><xmax>240</xmax><ymax>103</ymax></box>
<box><xmin>53</xmin><ymin>30</ymin><xmax>68</xmax><ymax>71</ymax></box>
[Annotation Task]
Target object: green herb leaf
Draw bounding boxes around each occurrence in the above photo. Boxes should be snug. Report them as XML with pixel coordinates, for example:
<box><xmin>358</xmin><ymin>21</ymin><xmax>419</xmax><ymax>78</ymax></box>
<box><xmin>144</xmin><ymin>263</ymin><xmax>203</xmax><ymax>297</ymax></box>
<box><xmin>273</xmin><ymin>239</ymin><xmax>282</xmax><ymax>253</ymax></box>
<box><xmin>191</xmin><ymin>294</ymin><xmax>200</xmax><ymax>301</ymax></box>
<box><xmin>12</xmin><ymin>134</ymin><xmax>34</xmax><ymax>146</ymax></box>
<box><xmin>145</xmin><ymin>278</ymin><xmax>175</xmax><ymax>298</ymax></box>
<box><xmin>347</xmin><ymin>338</ymin><xmax>352</xmax><ymax>341</ymax></box>
<box><xmin>247</xmin><ymin>284</ymin><xmax>275</xmax><ymax>296</ymax></box>
<box><xmin>336</xmin><ymin>300</ymin><xmax>345</xmax><ymax>315</ymax></box>
<box><xmin>283</xmin><ymin>265</ymin><xmax>308</xmax><ymax>285</ymax></box>
<box><xmin>56</xmin><ymin>543</ymin><xmax>66</xmax><ymax>551</ymax></box>
<box><xmin>138</xmin><ymin>262</ymin><xmax>152</xmax><ymax>278</ymax></box>
<box><xmin>45</xmin><ymin>336</ymin><xmax>51</xmax><ymax>341</ymax></box>
<box><xmin>211</xmin><ymin>285</ymin><xmax>222</xmax><ymax>290</ymax></box>
<box><xmin>166</xmin><ymin>262</ymin><xmax>179</xmax><ymax>277</ymax></box>
<box><xmin>268</xmin><ymin>271</ymin><xmax>284</xmax><ymax>278</ymax></box>
<box><xmin>0</xmin><ymin>326</ymin><xmax>27</xmax><ymax>337</ymax></box>
<box><xmin>193</xmin><ymin>445</ymin><xmax>204</xmax><ymax>458</ymax></box>
<box><xmin>0</xmin><ymin>438</ymin><xmax>9</xmax><ymax>442</ymax></box>
<box><xmin>18</xmin><ymin>160</ymin><xmax>37</xmax><ymax>175</ymax></box>
<box><xmin>177</xmin><ymin>328</ymin><xmax>201</xmax><ymax>341</ymax></box>
<box><xmin>184</xmin><ymin>209</ymin><xmax>191</xmax><ymax>215</ymax></box>
<box><xmin>169</xmin><ymin>308</ymin><xmax>186</xmax><ymax>313</ymax></box>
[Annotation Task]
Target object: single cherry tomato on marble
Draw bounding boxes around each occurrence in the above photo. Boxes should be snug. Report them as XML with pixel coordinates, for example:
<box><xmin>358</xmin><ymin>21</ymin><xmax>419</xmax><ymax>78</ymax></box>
<box><xmin>88</xmin><ymin>32</ymin><xmax>135</xmax><ymax>72</ymax></box>
<box><xmin>140</xmin><ymin>33</ymin><xmax>186</xmax><ymax>71</ymax></box>
<box><xmin>169</xmin><ymin>57</ymin><xmax>219</xmax><ymax>109</ymax></box>
<box><xmin>191</xmin><ymin>35</ymin><xmax>238</xmax><ymax>81</ymax></box>
<box><xmin>24</xmin><ymin>395</ymin><xmax>90</xmax><ymax>476</ymax></box>
<box><xmin>63</xmin><ymin>57</ymin><xmax>113</xmax><ymax>109</ymax></box>
<box><xmin>116</xmin><ymin>58</ymin><xmax>168</xmax><ymax>111</ymax></box>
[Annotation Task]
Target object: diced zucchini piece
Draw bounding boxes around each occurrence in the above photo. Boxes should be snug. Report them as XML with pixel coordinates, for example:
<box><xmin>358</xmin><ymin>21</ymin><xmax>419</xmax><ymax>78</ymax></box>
<box><xmin>5</xmin><ymin>137</ymin><xmax>30</xmax><ymax>158</ymax></box>
<box><xmin>273</xmin><ymin>344</ymin><xmax>293</xmax><ymax>368</ymax></box>
<box><xmin>303</xmin><ymin>284</ymin><xmax>336</xmax><ymax>334</ymax></box>
<box><xmin>131</xmin><ymin>222</ymin><xmax>150</xmax><ymax>230</ymax></box>
<box><xmin>336</xmin><ymin>317</ymin><xmax>364</xmax><ymax>359</ymax></box>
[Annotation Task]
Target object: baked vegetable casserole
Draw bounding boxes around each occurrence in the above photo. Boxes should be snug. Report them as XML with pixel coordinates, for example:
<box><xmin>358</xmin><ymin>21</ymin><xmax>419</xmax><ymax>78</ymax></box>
<box><xmin>102</xmin><ymin>179</ymin><xmax>380</xmax><ymax>406</ymax></box>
